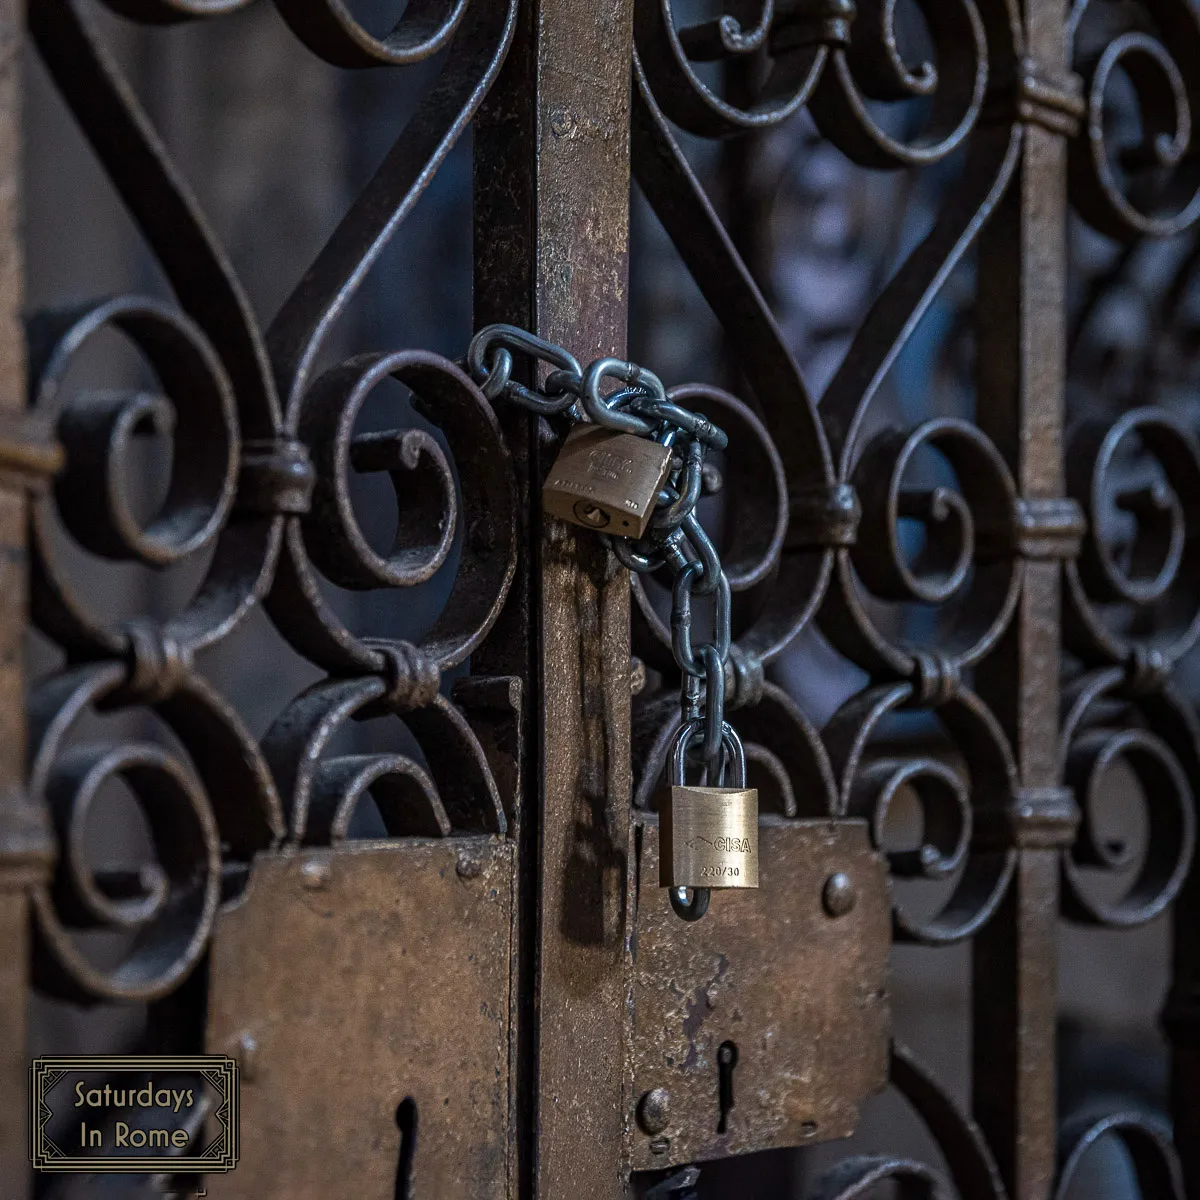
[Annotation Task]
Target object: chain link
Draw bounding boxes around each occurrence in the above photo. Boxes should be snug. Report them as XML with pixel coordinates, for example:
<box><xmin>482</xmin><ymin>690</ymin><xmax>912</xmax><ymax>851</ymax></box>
<box><xmin>467</xmin><ymin>323</ymin><xmax>736</xmax><ymax>783</ymax></box>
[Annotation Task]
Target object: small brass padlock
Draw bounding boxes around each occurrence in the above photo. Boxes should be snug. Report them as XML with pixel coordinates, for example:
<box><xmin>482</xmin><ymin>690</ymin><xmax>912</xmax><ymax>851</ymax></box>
<box><xmin>543</xmin><ymin>424</ymin><xmax>673</xmax><ymax>538</ymax></box>
<box><xmin>660</xmin><ymin>721</ymin><xmax>759</xmax><ymax>892</ymax></box>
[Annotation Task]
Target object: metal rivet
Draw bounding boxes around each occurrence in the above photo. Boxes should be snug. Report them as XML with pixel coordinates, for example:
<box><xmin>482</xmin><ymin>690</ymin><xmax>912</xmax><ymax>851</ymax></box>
<box><xmin>300</xmin><ymin>856</ymin><xmax>330</xmax><ymax>890</ymax></box>
<box><xmin>637</xmin><ymin>1087</ymin><xmax>671</xmax><ymax>1135</ymax></box>
<box><xmin>822</xmin><ymin>871</ymin><xmax>856</xmax><ymax>917</ymax></box>
<box><xmin>456</xmin><ymin>855</ymin><xmax>483</xmax><ymax>880</ymax></box>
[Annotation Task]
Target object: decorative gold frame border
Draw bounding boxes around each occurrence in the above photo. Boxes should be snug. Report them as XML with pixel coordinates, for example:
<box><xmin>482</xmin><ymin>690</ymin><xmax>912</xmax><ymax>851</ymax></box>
<box><xmin>30</xmin><ymin>1055</ymin><xmax>239</xmax><ymax>1173</ymax></box>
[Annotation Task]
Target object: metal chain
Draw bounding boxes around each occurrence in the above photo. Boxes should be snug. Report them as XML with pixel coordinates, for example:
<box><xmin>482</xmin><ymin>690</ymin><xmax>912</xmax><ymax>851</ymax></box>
<box><xmin>466</xmin><ymin>323</ymin><xmax>735</xmax><ymax>784</ymax></box>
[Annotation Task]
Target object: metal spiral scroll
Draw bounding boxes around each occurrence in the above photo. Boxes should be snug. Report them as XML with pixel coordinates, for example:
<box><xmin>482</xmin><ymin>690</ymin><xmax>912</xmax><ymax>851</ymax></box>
<box><xmin>631</xmin><ymin>0</ymin><xmax>1025</xmax><ymax>839</ymax></box>
<box><xmin>629</xmin><ymin>0</ymin><xmax>1026</xmax><ymax>725</ymax></box>
<box><xmin>1064</xmin><ymin>409</ymin><xmax>1200</xmax><ymax>671</ymax></box>
<box><xmin>25</xmin><ymin>0</ymin><xmax>518</xmax><ymax>1004</ymax></box>
<box><xmin>1062</xmin><ymin>0</ymin><xmax>1200</xmax><ymax>1162</ymax></box>
<box><xmin>634</xmin><ymin>0</ymin><xmax>988</xmax><ymax>165</ymax></box>
<box><xmin>804</xmin><ymin>1044</ymin><xmax>1006</xmax><ymax>1200</ymax></box>
<box><xmin>624</xmin><ymin>0</ymin><xmax>1198</xmax><ymax>1188</ymax></box>
<box><xmin>1064</xmin><ymin>0</ymin><xmax>1200</xmax><ymax>937</ymax></box>
<box><xmin>1069</xmin><ymin>0</ymin><xmax>1200</xmax><ymax>241</ymax></box>
<box><xmin>23</xmin><ymin>0</ymin><xmax>1200</xmax><ymax>1188</ymax></box>
<box><xmin>1056</xmin><ymin>1113</ymin><xmax>1184</xmax><ymax>1199</ymax></box>
<box><xmin>1059</xmin><ymin>414</ymin><xmax>1200</xmax><ymax>928</ymax></box>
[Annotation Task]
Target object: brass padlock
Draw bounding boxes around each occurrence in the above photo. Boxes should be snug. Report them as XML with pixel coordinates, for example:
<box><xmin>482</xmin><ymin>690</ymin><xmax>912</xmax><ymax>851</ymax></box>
<box><xmin>543</xmin><ymin>424</ymin><xmax>673</xmax><ymax>538</ymax></box>
<box><xmin>660</xmin><ymin>721</ymin><xmax>759</xmax><ymax>891</ymax></box>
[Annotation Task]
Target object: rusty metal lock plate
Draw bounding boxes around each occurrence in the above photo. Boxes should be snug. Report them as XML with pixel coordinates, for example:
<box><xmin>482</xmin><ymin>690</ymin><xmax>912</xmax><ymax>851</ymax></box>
<box><xmin>205</xmin><ymin>838</ymin><xmax>514</xmax><ymax>1200</ymax></box>
<box><xmin>629</xmin><ymin>818</ymin><xmax>890</xmax><ymax>1170</ymax></box>
<box><xmin>543</xmin><ymin>424</ymin><xmax>673</xmax><ymax>537</ymax></box>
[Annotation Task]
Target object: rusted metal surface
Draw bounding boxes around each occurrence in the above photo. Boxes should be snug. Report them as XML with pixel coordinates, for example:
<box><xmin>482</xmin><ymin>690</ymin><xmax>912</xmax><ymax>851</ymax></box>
<box><xmin>0</xmin><ymin>1</ymin><xmax>52</xmax><ymax>1192</ymax></box>
<box><xmin>14</xmin><ymin>0</ymin><xmax>1200</xmax><ymax>1193</ymax></box>
<box><xmin>629</xmin><ymin>819</ymin><xmax>889</xmax><ymax>1171</ymax></box>
<box><xmin>19</xmin><ymin>0</ymin><xmax>526</xmax><ymax>1192</ymax></box>
<box><xmin>0</xmin><ymin>893</ymin><xmax>32</xmax><ymax>1194</ymax></box>
<box><xmin>623</xmin><ymin>0</ymin><xmax>1197</xmax><ymax>1191</ymax></box>
<box><xmin>206</xmin><ymin>839</ymin><xmax>514</xmax><ymax>1199</ymax></box>
<box><xmin>476</xmin><ymin>0</ymin><xmax>636</xmax><ymax>1193</ymax></box>
<box><xmin>971</xmin><ymin>0</ymin><xmax>1079</xmax><ymax>1192</ymax></box>
<box><xmin>22</xmin><ymin>0</ymin><xmax>521</xmax><ymax>1003</ymax></box>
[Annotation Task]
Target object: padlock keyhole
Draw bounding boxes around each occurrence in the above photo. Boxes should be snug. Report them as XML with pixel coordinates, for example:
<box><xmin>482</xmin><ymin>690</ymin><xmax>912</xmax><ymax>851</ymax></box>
<box><xmin>394</xmin><ymin>1097</ymin><xmax>417</xmax><ymax>1199</ymax></box>
<box><xmin>716</xmin><ymin>1041</ymin><xmax>738</xmax><ymax>1134</ymax></box>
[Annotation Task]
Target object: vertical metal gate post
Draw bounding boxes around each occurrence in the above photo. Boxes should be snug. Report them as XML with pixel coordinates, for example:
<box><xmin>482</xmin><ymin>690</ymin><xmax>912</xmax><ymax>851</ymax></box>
<box><xmin>0</xmin><ymin>5</ymin><xmax>52</xmax><ymax>1188</ymax></box>
<box><xmin>476</xmin><ymin>1</ymin><xmax>636</xmax><ymax>1194</ymax></box>
<box><xmin>974</xmin><ymin>4</ymin><xmax>1083</xmax><ymax>1195</ymax></box>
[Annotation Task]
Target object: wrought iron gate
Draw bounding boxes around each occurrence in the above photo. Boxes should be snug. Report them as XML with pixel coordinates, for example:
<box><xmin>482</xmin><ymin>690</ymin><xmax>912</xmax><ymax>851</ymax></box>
<box><xmin>2</xmin><ymin>0</ymin><xmax>1198</xmax><ymax>1195</ymax></box>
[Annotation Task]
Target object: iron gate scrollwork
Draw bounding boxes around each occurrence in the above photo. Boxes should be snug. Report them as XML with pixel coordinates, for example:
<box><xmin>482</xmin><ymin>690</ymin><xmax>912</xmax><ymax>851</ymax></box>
<box><xmin>10</xmin><ymin>0</ymin><xmax>523</xmax><ymax>1190</ymax></box>
<box><xmin>628</xmin><ymin>0</ymin><xmax>1200</xmax><ymax>1192</ymax></box>
<box><xmin>4</xmin><ymin>0</ymin><xmax>1200</xmax><ymax>1195</ymax></box>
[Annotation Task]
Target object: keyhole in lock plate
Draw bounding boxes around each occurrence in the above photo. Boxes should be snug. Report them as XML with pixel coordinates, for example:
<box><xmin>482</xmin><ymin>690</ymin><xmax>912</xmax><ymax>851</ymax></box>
<box><xmin>717</xmin><ymin>1041</ymin><xmax>738</xmax><ymax>1134</ymax></box>
<box><xmin>394</xmin><ymin>1097</ymin><xmax>418</xmax><ymax>1199</ymax></box>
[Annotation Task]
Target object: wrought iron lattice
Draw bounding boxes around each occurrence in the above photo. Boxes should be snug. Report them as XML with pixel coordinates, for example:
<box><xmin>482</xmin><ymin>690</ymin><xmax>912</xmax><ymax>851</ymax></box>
<box><xmin>22</xmin><ymin>0</ymin><xmax>519</xmax><ymax>976</ymax></box>
<box><xmin>10</xmin><ymin>1</ymin><xmax>524</xmax><ymax>1191</ymax></box>
<box><xmin>627</xmin><ymin>0</ymin><xmax>1200</xmax><ymax>1194</ymax></box>
<box><xmin>2</xmin><ymin>0</ymin><xmax>1199</xmax><ymax>1196</ymax></box>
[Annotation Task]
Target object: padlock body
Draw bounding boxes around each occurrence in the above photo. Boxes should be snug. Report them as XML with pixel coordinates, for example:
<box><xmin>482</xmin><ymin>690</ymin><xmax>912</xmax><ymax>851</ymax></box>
<box><xmin>660</xmin><ymin>786</ymin><xmax>759</xmax><ymax>889</ymax></box>
<box><xmin>543</xmin><ymin>425</ymin><xmax>673</xmax><ymax>538</ymax></box>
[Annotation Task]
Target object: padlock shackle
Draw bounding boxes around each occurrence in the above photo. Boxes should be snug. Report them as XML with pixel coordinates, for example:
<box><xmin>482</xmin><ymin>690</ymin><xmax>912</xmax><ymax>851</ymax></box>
<box><xmin>667</xmin><ymin>719</ymin><xmax>746</xmax><ymax>789</ymax></box>
<box><xmin>669</xmin><ymin>886</ymin><xmax>710</xmax><ymax>922</ymax></box>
